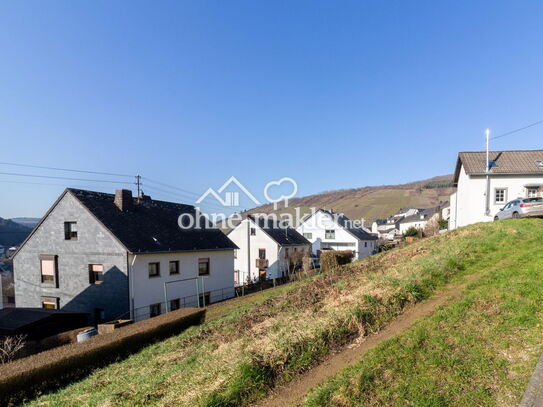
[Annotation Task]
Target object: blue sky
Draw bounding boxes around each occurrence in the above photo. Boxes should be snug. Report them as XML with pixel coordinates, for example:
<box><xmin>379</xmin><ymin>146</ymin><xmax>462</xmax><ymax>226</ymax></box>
<box><xmin>1</xmin><ymin>0</ymin><xmax>543</xmax><ymax>218</ymax></box>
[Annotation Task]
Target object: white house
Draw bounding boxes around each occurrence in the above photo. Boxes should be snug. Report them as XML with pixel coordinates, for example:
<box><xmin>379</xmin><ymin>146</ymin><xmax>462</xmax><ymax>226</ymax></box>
<box><xmin>228</xmin><ymin>215</ymin><xmax>311</xmax><ymax>284</ymax></box>
<box><xmin>372</xmin><ymin>217</ymin><xmax>402</xmax><ymax>240</ymax></box>
<box><xmin>450</xmin><ymin>150</ymin><xmax>543</xmax><ymax>229</ymax></box>
<box><xmin>398</xmin><ymin>207</ymin><xmax>439</xmax><ymax>234</ymax></box>
<box><xmin>296</xmin><ymin>209</ymin><xmax>377</xmax><ymax>260</ymax></box>
<box><xmin>13</xmin><ymin>188</ymin><xmax>238</xmax><ymax>322</ymax></box>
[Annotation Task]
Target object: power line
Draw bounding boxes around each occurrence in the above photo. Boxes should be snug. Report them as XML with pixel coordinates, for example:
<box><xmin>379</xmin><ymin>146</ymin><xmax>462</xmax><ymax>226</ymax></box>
<box><xmin>0</xmin><ymin>179</ymin><xmax>127</xmax><ymax>190</ymax></box>
<box><xmin>143</xmin><ymin>184</ymin><xmax>227</xmax><ymax>212</ymax></box>
<box><xmin>142</xmin><ymin>177</ymin><xmax>202</xmax><ymax>198</ymax></box>
<box><xmin>491</xmin><ymin>118</ymin><xmax>543</xmax><ymax>140</ymax></box>
<box><xmin>0</xmin><ymin>171</ymin><xmax>134</xmax><ymax>185</ymax></box>
<box><xmin>0</xmin><ymin>161</ymin><xmax>134</xmax><ymax>177</ymax></box>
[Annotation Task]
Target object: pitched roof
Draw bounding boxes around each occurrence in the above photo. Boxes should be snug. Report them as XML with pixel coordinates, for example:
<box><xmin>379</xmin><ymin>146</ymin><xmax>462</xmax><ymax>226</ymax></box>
<box><xmin>399</xmin><ymin>207</ymin><xmax>438</xmax><ymax>224</ymax></box>
<box><xmin>454</xmin><ymin>150</ymin><xmax>543</xmax><ymax>184</ymax></box>
<box><xmin>248</xmin><ymin>216</ymin><xmax>310</xmax><ymax>246</ymax></box>
<box><xmin>319</xmin><ymin>209</ymin><xmax>378</xmax><ymax>241</ymax></box>
<box><xmin>69</xmin><ymin>189</ymin><xmax>238</xmax><ymax>253</ymax></box>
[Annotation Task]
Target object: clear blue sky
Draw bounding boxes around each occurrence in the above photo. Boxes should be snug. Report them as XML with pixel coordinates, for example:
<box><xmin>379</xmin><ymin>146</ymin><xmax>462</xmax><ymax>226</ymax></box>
<box><xmin>1</xmin><ymin>0</ymin><xmax>543</xmax><ymax>218</ymax></box>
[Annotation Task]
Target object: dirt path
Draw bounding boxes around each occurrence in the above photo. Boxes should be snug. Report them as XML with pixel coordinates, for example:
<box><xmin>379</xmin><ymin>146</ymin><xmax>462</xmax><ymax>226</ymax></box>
<box><xmin>256</xmin><ymin>274</ymin><xmax>481</xmax><ymax>407</ymax></box>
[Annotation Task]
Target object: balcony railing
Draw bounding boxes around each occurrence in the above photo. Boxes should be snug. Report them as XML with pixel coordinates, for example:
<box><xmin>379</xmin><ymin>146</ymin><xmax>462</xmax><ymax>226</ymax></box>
<box><xmin>256</xmin><ymin>258</ymin><xmax>269</xmax><ymax>268</ymax></box>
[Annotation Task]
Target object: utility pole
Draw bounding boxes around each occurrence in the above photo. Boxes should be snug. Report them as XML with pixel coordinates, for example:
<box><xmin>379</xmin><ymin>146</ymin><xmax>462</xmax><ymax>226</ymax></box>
<box><xmin>135</xmin><ymin>175</ymin><xmax>142</xmax><ymax>199</ymax></box>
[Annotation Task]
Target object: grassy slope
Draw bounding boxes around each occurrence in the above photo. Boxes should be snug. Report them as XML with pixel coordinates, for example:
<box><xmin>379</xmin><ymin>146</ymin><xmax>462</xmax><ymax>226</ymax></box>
<box><xmin>305</xmin><ymin>219</ymin><xmax>543</xmax><ymax>407</ymax></box>
<box><xmin>26</xmin><ymin>220</ymin><xmax>542</xmax><ymax>407</ymax></box>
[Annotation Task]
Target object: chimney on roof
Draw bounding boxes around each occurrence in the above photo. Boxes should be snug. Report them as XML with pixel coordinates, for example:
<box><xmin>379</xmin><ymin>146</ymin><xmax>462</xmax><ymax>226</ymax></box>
<box><xmin>114</xmin><ymin>189</ymin><xmax>133</xmax><ymax>212</ymax></box>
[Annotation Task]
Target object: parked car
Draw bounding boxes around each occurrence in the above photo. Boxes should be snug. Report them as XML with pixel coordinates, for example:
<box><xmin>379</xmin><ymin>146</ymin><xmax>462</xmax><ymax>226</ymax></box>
<box><xmin>494</xmin><ymin>198</ymin><xmax>543</xmax><ymax>220</ymax></box>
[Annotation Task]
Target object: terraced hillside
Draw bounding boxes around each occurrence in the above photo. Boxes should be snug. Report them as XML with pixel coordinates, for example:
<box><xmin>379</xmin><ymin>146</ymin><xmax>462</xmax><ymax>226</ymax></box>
<box><xmin>246</xmin><ymin>175</ymin><xmax>454</xmax><ymax>224</ymax></box>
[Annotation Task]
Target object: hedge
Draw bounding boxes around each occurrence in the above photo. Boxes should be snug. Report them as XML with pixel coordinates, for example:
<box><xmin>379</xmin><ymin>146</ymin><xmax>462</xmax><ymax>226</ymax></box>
<box><xmin>320</xmin><ymin>250</ymin><xmax>354</xmax><ymax>272</ymax></box>
<box><xmin>0</xmin><ymin>307</ymin><xmax>205</xmax><ymax>406</ymax></box>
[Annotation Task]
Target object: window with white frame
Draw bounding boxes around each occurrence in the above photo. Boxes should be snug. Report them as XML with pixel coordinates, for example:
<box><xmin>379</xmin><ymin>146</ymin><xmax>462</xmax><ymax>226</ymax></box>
<box><xmin>325</xmin><ymin>229</ymin><xmax>335</xmax><ymax>239</ymax></box>
<box><xmin>494</xmin><ymin>188</ymin><xmax>507</xmax><ymax>204</ymax></box>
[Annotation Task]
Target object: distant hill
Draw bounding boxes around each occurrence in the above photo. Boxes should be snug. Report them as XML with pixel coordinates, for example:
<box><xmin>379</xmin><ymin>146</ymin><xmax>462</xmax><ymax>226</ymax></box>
<box><xmin>0</xmin><ymin>218</ymin><xmax>32</xmax><ymax>247</ymax></box>
<box><xmin>244</xmin><ymin>175</ymin><xmax>454</xmax><ymax>225</ymax></box>
<box><xmin>10</xmin><ymin>217</ymin><xmax>40</xmax><ymax>229</ymax></box>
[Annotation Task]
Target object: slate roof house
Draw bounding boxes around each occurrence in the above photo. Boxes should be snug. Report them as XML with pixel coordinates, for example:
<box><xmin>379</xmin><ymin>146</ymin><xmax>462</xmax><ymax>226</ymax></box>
<box><xmin>450</xmin><ymin>150</ymin><xmax>543</xmax><ymax>229</ymax></box>
<box><xmin>227</xmin><ymin>215</ymin><xmax>311</xmax><ymax>284</ymax></box>
<box><xmin>296</xmin><ymin>209</ymin><xmax>377</xmax><ymax>260</ymax></box>
<box><xmin>13</xmin><ymin>189</ymin><xmax>237</xmax><ymax>322</ymax></box>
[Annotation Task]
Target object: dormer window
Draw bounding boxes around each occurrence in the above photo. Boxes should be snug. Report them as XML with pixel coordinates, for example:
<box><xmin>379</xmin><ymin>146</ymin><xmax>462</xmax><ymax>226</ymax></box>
<box><xmin>536</xmin><ymin>160</ymin><xmax>543</xmax><ymax>168</ymax></box>
<box><xmin>64</xmin><ymin>222</ymin><xmax>77</xmax><ymax>240</ymax></box>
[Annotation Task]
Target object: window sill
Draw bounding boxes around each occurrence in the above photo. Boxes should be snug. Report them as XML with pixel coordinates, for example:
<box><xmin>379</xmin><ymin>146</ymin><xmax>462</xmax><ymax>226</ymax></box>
<box><xmin>148</xmin><ymin>275</ymin><xmax>161</xmax><ymax>278</ymax></box>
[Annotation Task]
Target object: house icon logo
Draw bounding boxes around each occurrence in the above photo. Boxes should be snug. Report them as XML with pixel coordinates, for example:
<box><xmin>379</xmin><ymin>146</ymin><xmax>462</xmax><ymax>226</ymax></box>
<box><xmin>196</xmin><ymin>176</ymin><xmax>261</xmax><ymax>207</ymax></box>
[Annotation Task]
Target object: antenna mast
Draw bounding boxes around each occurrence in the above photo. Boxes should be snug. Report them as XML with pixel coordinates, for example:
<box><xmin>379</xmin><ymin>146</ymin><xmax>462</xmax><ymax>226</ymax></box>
<box><xmin>485</xmin><ymin>128</ymin><xmax>490</xmax><ymax>172</ymax></box>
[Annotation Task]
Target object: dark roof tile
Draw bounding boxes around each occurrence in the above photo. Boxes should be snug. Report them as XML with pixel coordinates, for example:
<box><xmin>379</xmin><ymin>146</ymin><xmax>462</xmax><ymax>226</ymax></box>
<box><xmin>69</xmin><ymin>189</ymin><xmax>237</xmax><ymax>253</ymax></box>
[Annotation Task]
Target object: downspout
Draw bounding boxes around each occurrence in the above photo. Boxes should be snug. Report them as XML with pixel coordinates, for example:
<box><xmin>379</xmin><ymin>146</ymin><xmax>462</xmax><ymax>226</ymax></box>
<box><xmin>247</xmin><ymin>219</ymin><xmax>251</xmax><ymax>283</ymax></box>
<box><xmin>129</xmin><ymin>253</ymin><xmax>137</xmax><ymax>320</ymax></box>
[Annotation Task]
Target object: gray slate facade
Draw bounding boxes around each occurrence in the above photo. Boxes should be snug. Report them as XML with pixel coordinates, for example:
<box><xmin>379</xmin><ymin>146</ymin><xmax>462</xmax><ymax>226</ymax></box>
<box><xmin>14</xmin><ymin>192</ymin><xmax>129</xmax><ymax>322</ymax></box>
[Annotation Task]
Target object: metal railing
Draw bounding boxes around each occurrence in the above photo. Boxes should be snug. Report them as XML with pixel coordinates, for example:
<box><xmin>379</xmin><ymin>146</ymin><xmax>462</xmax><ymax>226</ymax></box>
<box><xmin>108</xmin><ymin>267</ymin><xmax>316</xmax><ymax>324</ymax></box>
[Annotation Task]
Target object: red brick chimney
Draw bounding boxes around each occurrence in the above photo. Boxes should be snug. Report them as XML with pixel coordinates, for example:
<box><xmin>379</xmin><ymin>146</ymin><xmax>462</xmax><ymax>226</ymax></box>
<box><xmin>114</xmin><ymin>189</ymin><xmax>133</xmax><ymax>211</ymax></box>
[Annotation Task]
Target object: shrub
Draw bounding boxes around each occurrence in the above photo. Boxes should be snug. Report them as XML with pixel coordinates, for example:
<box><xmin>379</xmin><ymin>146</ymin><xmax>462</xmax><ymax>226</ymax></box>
<box><xmin>0</xmin><ymin>335</ymin><xmax>26</xmax><ymax>364</ymax></box>
<box><xmin>402</xmin><ymin>227</ymin><xmax>420</xmax><ymax>238</ymax></box>
<box><xmin>302</xmin><ymin>253</ymin><xmax>313</xmax><ymax>273</ymax></box>
<box><xmin>320</xmin><ymin>250</ymin><xmax>354</xmax><ymax>272</ymax></box>
<box><xmin>0</xmin><ymin>308</ymin><xmax>205</xmax><ymax>405</ymax></box>
<box><xmin>438</xmin><ymin>219</ymin><xmax>449</xmax><ymax>230</ymax></box>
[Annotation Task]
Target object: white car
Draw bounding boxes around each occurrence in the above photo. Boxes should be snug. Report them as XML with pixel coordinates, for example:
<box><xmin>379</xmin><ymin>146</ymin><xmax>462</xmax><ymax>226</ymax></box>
<box><xmin>494</xmin><ymin>198</ymin><xmax>543</xmax><ymax>220</ymax></box>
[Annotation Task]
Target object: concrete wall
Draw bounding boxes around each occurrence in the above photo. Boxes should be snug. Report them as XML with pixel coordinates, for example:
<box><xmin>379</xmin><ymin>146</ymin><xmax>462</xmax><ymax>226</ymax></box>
<box><xmin>129</xmin><ymin>250</ymin><xmax>234</xmax><ymax>321</ymax></box>
<box><xmin>13</xmin><ymin>192</ymin><xmax>129</xmax><ymax>322</ymax></box>
<box><xmin>450</xmin><ymin>166</ymin><xmax>543</xmax><ymax>229</ymax></box>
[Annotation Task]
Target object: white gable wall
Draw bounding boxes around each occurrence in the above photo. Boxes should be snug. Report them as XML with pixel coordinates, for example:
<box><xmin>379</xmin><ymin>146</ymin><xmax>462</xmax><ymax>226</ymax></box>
<box><xmin>229</xmin><ymin>219</ymin><xmax>280</xmax><ymax>284</ymax></box>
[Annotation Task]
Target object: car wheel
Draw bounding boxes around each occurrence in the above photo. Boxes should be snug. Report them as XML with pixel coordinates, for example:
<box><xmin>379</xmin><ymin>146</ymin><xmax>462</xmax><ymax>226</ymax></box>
<box><xmin>494</xmin><ymin>216</ymin><xmax>499</xmax><ymax>221</ymax></box>
<box><xmin>512</xmin><ymin>212</ymin><xmax>520</xmax><ymax>219</ymax></box>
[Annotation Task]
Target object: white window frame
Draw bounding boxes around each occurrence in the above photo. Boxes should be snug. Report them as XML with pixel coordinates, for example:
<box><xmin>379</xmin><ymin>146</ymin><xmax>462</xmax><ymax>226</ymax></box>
<box><xmin>494</xmin><ymin>188</ymin><xmax>507</xmax><ymax>205</ymax></box>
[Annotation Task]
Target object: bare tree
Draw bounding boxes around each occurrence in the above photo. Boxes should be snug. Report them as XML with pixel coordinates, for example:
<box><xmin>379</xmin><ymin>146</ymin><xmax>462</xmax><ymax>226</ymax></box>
<box><xmin>0</xmin><ymin>335</ymin><xmax>26</xmax><ymax>364</ymax></box>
